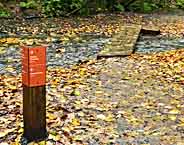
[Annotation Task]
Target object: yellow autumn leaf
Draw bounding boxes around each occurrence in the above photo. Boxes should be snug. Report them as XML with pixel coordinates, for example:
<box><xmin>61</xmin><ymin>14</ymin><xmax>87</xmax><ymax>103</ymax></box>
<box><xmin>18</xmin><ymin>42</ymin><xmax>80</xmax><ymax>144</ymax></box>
<box><xmin>72</xmin><ymin>135</ymin><xmax>83</xmax><ymax>141</ymax></box>
<box><xmin>95</xmin><ymin>91</ymin><xmax>103</xmax><ymax>96</ymax></box>
<box><xmin>62</xmin><ymin>125</ymin><xmax>74</xmax><ymax>132</ymax></box>
<box><xmin>0</xmin><ymin>38</ymin><xmax>7</xmax><ymax>43</ymax></box>
<box><xmin>169</xmin><ymin>109</ymin><xmax>180</xmax><ymax>115</ymax></box>
<box><xmin>72</xmin><ymin>118</ymin><xmax>80</xmax><ymax>126</ymax></box>
<box><xmin>178</xmin><ymin>122</ymin><xmax>184</xmax><ymax>127</ymax></box>
<box><xmin>96</xmin><ymin>107</ymin><xmax>108</xmax><ymax>111</ymax></box>
<box><xmin>9</xmin><ymin>85</ymin><xmax>17</xmax><ymax>90</ymax></box>
<box><xmin>38</xmin><ymin>141</ymin><xmax>46</xmax><ymax>145</ymax></box>
<box><xmin>5</xmin><ymin>67</ymin><xmax>15</xmax><ymax>72</ymax></box>
<box><xmin>168</xmin><ymin>115</ymin><xmax>177</xmax><ymax>121</ymax></box>
<box><xmin>0</xmin><ymin>132</ymin><xmax>7</xmax><ymax>138</ymax></box>
<box><xmin>75</xmin><ymin>100</ymin><xmax>81</xmax><ymax>105</ymax></box>
<box><xmin>47</xmin><ymin>113</ymin><xmax>57</xmax><ymax>120</ymax></box>
<box><xmin>60</xmin><ymin>37</ymin><xmax>70</xmax><ymax>42</ymax></box>
<box><xmin>62</xmin><ymin>126</ymin><xmax>70</xmax><ymax>132</ymax></box>
<box><xmin>25</xmin><ymin>39</ymin><xmax>35</xmax><ymax>45</ymax></box>
<box><xmin>0</xmin><ymin>48</ymin><xmax>5</xmax><ymax>54</ymax></box>
<box><xmin>104</xmin><ymin>114</ymin><xmax>114</xmax><ymax>122</ymax></box>
<box><xmin>0</xmin><ymin>38</ymin><xmax>20</xmax><ymax>44</ymax></box>
<box><xmin>7</xmin><ymin>38</ymin><xmax>19</xmax><ymax>44</ymax></box>
<box><xmin>73</xmin><ymin>90</ymin><xmax>80</xmax><ymax>96</ymax></box>
<box><xmin>78</xmin><ymin>111</ymin><xmax>85</xmax><ymax>117</ymax></box>
<box><xmin>79</xmin><ymin>68</ymin><xmax>87</xmax><ymax>76</ymax></box>
<box><xmin>179</xmin><ymin>117</ymin><xmax>184</xmax><ymax>123</ymax></box>
<box><xmin>0</xmin><ymin>90</ymin><xmax>3</xmax><ymax>96</ymax></box>
<box><xmin>18</xmin><ymin>128</ymin><xmax>23</xmax><ymax>133</ymax></box>
<box><xmin>48</xmin><ymin>134</ymin><xmax>60</xmax><ymax>141</ymax></box>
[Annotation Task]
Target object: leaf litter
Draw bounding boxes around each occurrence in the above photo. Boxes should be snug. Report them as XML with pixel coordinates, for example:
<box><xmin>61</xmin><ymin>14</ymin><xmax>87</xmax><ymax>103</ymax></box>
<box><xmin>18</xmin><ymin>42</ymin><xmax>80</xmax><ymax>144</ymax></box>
<box><xmin>1</xmin><ymin>13</ymin><xmax>184</xmax><ymax>144</ymax></box>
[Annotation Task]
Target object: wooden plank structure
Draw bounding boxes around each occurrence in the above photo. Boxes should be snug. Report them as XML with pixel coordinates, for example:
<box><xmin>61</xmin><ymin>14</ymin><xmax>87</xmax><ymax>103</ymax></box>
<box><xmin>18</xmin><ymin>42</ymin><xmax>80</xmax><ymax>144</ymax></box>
<box><xmin>22</xmin><ymin>46</ymin><xmax>47</xmax><ymax>142</ymax></box>
<box><xmin>141</xmin><ymin>25</ymin><xmax>160</xmax><ymax>35</ymax></box>
<box><xmin>98</xmin><ymin>24</ymin><xmax>160</xmax><ymax>57</ymax></box>
<box><xmin>98</xmin><ymin>24</ymin><xmax>142</xmax><ymax>57</ymax></box>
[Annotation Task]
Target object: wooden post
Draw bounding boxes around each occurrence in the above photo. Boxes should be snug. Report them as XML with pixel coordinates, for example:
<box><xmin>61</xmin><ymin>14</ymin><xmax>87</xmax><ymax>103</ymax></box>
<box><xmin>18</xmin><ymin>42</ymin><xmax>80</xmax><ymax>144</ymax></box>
<box><xmin>22</xmin><ymin>46</ymin><xmax>47</xmax><ymax>142</ymax></box>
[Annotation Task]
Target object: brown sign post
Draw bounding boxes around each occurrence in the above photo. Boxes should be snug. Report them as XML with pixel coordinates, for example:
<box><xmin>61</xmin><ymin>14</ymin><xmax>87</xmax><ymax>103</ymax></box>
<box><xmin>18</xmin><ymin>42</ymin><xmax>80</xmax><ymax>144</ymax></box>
<box><xmin>22</xmin><ymin>46</ymin><xmax>47</xmax><ymax>141</ymax></box>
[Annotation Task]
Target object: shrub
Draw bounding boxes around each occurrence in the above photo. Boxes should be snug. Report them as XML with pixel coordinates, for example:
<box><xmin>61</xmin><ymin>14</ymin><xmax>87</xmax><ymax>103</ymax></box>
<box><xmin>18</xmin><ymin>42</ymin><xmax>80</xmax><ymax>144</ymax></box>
<box><xmin>19</xmin><ymin>0</ymin><xmax>38</xmax><ymax>9</ymax></box>
<box><xmin>0</xmin><ymin>9</ymin><xmax>10</xmax><ymax>17</ymax></box>
<box><xmin>43</xmin><ymin>0</ymin><xmax>86</xmax><ymax>16</ymax></box>
<box><xmin>1</xmin><ymin>0</ymin><xmax>182</xmax><ymax>17</ymax></box>
<box><xmin>114</xmin><ymin>3</ymin><xmax>125</xmax><ymax>12</ymax></box>
<box><xmin>176</xmin><ymin>0</ymin><xmax>184</xmax><ymax>9</ymax></box>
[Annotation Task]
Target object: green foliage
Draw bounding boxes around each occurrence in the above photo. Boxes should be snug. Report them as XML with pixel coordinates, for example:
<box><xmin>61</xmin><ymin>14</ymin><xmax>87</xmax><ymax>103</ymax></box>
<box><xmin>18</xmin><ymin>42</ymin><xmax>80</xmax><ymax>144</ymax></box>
<box><xmin>0</xmin><ymin>9</ymin><xmax>10</xmax><ymax>17</ymax></box>
<box><xmin>1</xmin><ymin>0</ymin><xmax>184</xmax><ymax>16</ymax></box>
<box><xmin>127</xmin><ymin>0</ymin><xmax>162</xmax><ymax>12</ymax></box>
<box><xmin>19</xmin><ymin>0</ymin><xmax>38</xmax><ymax>9</ymax></box>
<box><xmin>176</xmin><ymin>0</ymin><xmax>184</xmax><ymax>9</ymax></box>
<box><xmin>43</xmin><ymin>0</ymin><xmax>86</xmax><ymax>16</ymax></box>
<box><xmin>114</xmin><ymin>3</ymin><xmax>125</xmax><ymax>12</ymax></box>
<box><xmin>42</xmin><ymin>0</ymin><xmax>126</xmax><ymax>16</ymax></box>
<box><xmin>143</xmin><ymin>2</ymin><xmax>158</xmax><ymax>12</ymax></box>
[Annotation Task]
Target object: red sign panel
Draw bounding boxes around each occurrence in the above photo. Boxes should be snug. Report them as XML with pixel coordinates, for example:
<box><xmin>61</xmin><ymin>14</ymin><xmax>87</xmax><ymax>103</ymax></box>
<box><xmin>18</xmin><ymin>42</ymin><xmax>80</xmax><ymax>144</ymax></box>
<box><xmin>22</xmin><ymin>46</ymin><xmax>46</xmax><ymax>87</ymax></box>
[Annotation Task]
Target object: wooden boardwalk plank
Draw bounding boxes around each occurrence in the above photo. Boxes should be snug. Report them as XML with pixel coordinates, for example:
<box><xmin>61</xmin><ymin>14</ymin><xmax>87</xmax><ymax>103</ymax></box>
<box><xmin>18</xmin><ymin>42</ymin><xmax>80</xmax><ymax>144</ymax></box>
<box><xmin>141</xmin><ymin>25</ymin><xmax>160</xmax><ymax>35</ymax></box>
<box><xmin>98</xmin><ymin>24</ymin><xmax>142</xmax><ymax>57</ymax></box>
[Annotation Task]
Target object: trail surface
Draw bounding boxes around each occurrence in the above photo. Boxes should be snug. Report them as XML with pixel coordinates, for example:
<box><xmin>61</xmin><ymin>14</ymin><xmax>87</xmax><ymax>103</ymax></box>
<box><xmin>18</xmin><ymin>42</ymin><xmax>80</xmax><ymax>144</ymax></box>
<box><xmin>1</xmin><ymin>13</ymin><xmax>184</xmax><ymax>144</ymax></box>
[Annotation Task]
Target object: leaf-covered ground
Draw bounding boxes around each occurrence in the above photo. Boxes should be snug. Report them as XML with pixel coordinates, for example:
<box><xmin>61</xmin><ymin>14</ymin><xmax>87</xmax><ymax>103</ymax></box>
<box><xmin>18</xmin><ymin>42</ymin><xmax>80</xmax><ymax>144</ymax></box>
<box><xmin>1</xmin><ymin>13</ymin><xmax>184</xmax><ymax>144</ymax></box>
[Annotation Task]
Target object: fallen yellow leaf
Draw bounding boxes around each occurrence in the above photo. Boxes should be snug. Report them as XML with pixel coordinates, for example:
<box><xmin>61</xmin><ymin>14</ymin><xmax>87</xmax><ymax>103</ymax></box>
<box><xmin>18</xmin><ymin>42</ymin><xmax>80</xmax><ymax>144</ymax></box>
<box><xmin>168</xmin><ymin>109</ymin><xmax>180</xmax><ymax>115</ymax></box>
<box><xmin>168</xmin><ymin>115</ymin><xmax>177</xmax><ymax>121</ymax></box>
<box><xmin>47</xmin><ymin>113</ymin><xmax>57</xmax><ymax>120</ymax></box>
<box><xmin>72</xmin><ymin>118</ymin><xmax>80</xmax><ymax>126</ymax></box>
